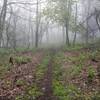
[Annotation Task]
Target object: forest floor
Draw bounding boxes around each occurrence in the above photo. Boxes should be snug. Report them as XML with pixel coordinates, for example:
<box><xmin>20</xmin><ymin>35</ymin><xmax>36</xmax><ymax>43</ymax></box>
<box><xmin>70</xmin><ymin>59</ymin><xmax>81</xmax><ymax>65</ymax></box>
<box><xmin>0</xmin><ymin>47</ymin><xmax>99</xmax><ymax>100</ymax></box>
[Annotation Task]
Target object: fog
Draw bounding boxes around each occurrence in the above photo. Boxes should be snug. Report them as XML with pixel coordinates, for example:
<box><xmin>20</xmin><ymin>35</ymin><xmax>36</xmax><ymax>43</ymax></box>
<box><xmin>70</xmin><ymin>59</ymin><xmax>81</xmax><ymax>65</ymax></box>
<box><xmin>0</xmin><ymin>0</ymin><xmax>100</xmax><ymax>48</ymax></box>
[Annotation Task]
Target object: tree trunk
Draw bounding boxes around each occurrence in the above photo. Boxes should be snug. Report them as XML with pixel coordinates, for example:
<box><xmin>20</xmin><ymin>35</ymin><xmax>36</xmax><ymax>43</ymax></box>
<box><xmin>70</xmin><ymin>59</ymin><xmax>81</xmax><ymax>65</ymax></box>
<box><xmin>85</xmin><ymin>0</ymin><xmax>91</xmax><ymax>45</ymax></box>
<box><xmin>65</xmin><ymin>0</ymin><xmax>72</xmax><ymax>46</ymax></box>
<box><xmin>0</xmin><ymin>0</ymin><xmax>8</xmax><ymax>47</ymax></box>
<box><xmin>35</xmin><ymin>0</ymin><xmax>39</xmax><ymax>48</ymax></box>
<box><xmin>65</xmin><ymin>21</ymin><xmax>70</xmax><ymax>46</ymax></box>
<box><xmin>86</xmin><ymin>20</ymin><xmax>89</xmax><ymax>44</ymax></box>
<box><xmin>96</xmin><ymin>12</ymin><xmax>100</xmax><ymax>32</ymax></box>
<box><xmin>73</xmin><ymin>3</ymin><xmax>78</xmax><ymax>46</ymax></box>
<box><xmin>62</xmin><ymin>26</ymin><xmax>65</xmax><ymax>44</ymax></box>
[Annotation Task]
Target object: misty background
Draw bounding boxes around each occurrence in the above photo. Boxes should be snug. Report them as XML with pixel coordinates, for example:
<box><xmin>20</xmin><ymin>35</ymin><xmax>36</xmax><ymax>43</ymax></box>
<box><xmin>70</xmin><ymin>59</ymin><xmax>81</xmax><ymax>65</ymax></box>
<box><xmin>0</xmin><ymin>0</ymin><xmax>100</xmax><ymax>49</ymax></box>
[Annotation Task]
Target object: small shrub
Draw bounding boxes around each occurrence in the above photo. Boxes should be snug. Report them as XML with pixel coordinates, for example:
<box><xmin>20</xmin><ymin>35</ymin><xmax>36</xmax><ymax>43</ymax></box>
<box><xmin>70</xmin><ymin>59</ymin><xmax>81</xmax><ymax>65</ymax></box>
<box><xmin>63</xmin><ymin>44</ymin><xmax>83</xmax><ymax>51</ymax></box>
<box><xmin>15</xmin><ymin>95</ymin><xmax>23</xmax><ymax>100</ymax></box>
<box><xmin>91</xmin><ymin>92</ymin><xmax>100</xmax><ymax>100</ymax></box>
<box><xmin>87</xmin><ymin>66</ymin><xmax>95</xmax><ymax>83</ymax></box>
<box><xmin>53</xmin><ymin>80</ymin><xmax>82</xmax><ymax>100</ymax></box>
<box><xmin>35</xmin><ymin>55</ymin><xmax>50</xmax><ymax>80</ymax></box>
<box><xmin>90</xmin><ymin>51</ymin><xmax>97</xmax><ymax>60</ymax></box>
<box><xmin>16</xmin><ymin>79</ymin><xmax>26</xmax><ymax>86</ymax></box>
<box><xmin>14</xmin><ymin>56</ymin><xmax>31</xmax><ymax>65</ymax></box>
<box><xmin>27</xmin><ymin>84</ymin><xmax>43</xmax><ymax>99</ymax></box>
<box><xmin>71</xmin><ymin>65</ymin><xmax>82</xmax><ymax>76</ymax></box>
<box><xmin>53</xmin><ymin>80</ymin><xmax>68</xmax><ymax>97</ymax></box>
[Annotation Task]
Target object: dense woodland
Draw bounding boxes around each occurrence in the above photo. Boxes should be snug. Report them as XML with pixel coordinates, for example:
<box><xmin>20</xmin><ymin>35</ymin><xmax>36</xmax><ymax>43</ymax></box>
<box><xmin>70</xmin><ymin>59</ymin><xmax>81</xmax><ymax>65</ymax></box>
<box><xmin>0</xmin><ymin>0</ymin><xmax>100</xmax><ymax>100</ymax></box>
<box><xmin>0</xmin><ymin>0</ymin><xmax>100</xmax><ymax>48</ymax></box>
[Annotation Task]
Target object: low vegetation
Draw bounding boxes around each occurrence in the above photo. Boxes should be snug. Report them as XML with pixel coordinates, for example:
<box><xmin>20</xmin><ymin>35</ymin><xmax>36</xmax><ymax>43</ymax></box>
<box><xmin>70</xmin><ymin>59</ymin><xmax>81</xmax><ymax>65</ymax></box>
<box><xmin>14</xmin><ymin>56</ymin><xmax>32</xmax><ymax>65</ymax></box>
<box><xmin>35</xmin><ymin>54</ymin><xmax>50</xmax><ymax>81</ymax></box>
<box><xmin>51</xmin><ymin>46</ymin><xmax>100</xmax><ymax>100</ymax></box>
<box><xmin>0</xmin><ymin>46</ymin><xmax>99</xmax><ymax>100</ymax></box>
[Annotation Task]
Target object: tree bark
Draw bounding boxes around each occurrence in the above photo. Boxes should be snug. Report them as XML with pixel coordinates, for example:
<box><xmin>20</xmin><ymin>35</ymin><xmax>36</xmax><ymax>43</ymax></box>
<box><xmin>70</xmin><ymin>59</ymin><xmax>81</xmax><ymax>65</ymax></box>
<box><xmin>65</xmin><ymin>21</ymin><xmax>70</xmax><ymax>46</ymax></box>
<box><xmin>65</xmin><ymin>0</ymin><xmax>72</xmax><ymax>46</ymax></box>
<box><xmin>85</xmin><ymin>0</ymin><xmax>91</xmax><ymax>45</ymax></box>
<box><xmin>73</xmin><ymin>3</ymin><xmax>78</xmax><ymax>46</ymax></box>
<box><xmin>96</xmin><ymin>11</ymin><xmax>100</xmax><ymax>32</ymax></box>
<box><xmin>0</xmin><ymin>0</ymin><xmax>8</xmax><ymax>47</ymax></box>
<box><xmin>35</xmin><ymin>0</ymin><xmax>39</xmax><ymax>48</ymax></box>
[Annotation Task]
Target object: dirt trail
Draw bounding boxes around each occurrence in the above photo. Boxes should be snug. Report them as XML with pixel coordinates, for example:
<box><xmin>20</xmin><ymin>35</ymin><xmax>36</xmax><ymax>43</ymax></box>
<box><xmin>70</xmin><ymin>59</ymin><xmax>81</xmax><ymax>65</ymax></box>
<box><xmin>37</xmin><ymin>50</ymin><xmax>57</xmax><ymax>100</ymax></box>
<box><xmin>0</xmin><ymin>49</ymin><xmax>59</xmax><ymax>100</ymax></box>
<box><xmin>38</xmin><ymin>60</ymin><xmax>53</xmax><ymax>100</ymax></box>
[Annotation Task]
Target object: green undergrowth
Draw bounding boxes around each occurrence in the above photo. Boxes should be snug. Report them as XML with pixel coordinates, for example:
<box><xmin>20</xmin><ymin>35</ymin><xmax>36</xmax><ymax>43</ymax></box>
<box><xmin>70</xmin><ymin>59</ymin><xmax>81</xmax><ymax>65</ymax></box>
<box><xmin>63</xmin><ymin>44</ymin><xmax>83</xmax><ymax>51</ymax></box>
<box><xmin>16</xmin><ymin>83</ymin><xmax>43</xmax><ymax>100</ymax></box>
<box><xmin>0</xmin><ymin>48</ymin><xmax>35</xmax><ymax>79</ymax></box>
<box><xmin>62</xmin><ymin>53</ymin><xmax>86</xmax><ymax>77</ymax></box>
<box><xmin>14</xmin><ymin>56</ymin><xmax>31</xmax><ymax>65</ymax></box>
<box><xmin>87</xmin><ymin>66</ymin><xmax>96</xmax><ymax>83</ymax></box>
<box><xmin>89</xmin><ymin>50</ymin><xmax>100</xmax><ymax>61</ymax></box>
<box><xmin>35</xmin><ymin>52</ymin><xmax>51</xmax><ymax>81</ymax></box>
<box><xmin>0</xmin><ymin>47</ymin><xmax>37</xmax><ymax>77</ymax></box>
<box><xmin>0</xmin><ymin>48</ymin><xmax>15</xmax><ymax>54</ymax></box>
<box><xmin>52</xmin><ymin>53</ymin><xmax>83</xmax><ymax>100</ymax></box>
<box><xmin>0</xmin><ymin>47</ymin><xmax>37</xmax><ymax>54</ymax></box>
<box><xmin>15</xmin><ymin>47</ymin><xmax>37</xmax><ymax>53</ymax></box>
<box><xmin>16</xmin><ymin>79</ymin><xmax>27</xmax><ymax>86</ymax></box>
<box><xmin>0</xmin><ymin>50</ymin><xmax>13</xmax><ymax>78</ymax></box>
<box><xmin>15</xmin><ymin>53</ymin><xmax>51</xmax><ymax>100</ymax></box>
<box><xmin>0</xmin><ymin>60</ymin><xmax>11</xmax><ymax>78</ymax></box>
<box><xmin>52</xmin><ymin>49</ymin><xmax>100</xmax><ymax>100</ymax></box>
<box><xmin>19</xmin><ymin>52</ymin><xmax>51</xmax><ymax>99</ymax></box>
<box><xmin>53</xmin><ymin>80</ymin><xmax>85</xmax><ymax>100</ymax></box>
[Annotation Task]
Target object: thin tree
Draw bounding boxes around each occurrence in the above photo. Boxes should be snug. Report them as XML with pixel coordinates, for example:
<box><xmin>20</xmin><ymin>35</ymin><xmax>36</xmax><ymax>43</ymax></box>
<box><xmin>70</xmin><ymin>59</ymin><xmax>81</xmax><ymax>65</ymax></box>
<box><xmin>0</xmin><ymin>0</ymin><xmax>8</xmax><ymax>47</ymax></box>
<box><xmin>73</xmin><ymin>3</ymin><xmax>78</xmax><ymax>46</ymax></box>
<box><xmin>35</xmin><ymin>0</ymin><xmax>39</xmax><ymax>47</ymax></box>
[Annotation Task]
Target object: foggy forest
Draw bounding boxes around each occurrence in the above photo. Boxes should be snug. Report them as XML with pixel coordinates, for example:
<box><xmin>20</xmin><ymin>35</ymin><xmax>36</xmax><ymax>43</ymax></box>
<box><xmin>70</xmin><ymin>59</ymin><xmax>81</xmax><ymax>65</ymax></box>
<box><xmin>0</xmin><ymin>0</ymin><xmax>100</xmax><ymax>100</ymax></box>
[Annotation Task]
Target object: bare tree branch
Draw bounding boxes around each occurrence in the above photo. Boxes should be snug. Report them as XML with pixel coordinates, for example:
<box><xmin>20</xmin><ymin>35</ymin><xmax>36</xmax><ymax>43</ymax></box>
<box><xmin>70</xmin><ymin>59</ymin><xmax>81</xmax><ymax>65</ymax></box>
<box><xmin>7</xmin><ymin>1</ymin><xmax>46</xmax><ymax>6</ymax></box>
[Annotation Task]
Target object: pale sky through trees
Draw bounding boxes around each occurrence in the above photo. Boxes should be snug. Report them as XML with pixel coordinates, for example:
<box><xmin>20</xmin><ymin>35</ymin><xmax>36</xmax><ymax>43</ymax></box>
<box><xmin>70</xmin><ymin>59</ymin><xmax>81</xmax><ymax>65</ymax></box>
<box><xmin>0</xmin><ymin>0</ymin><xmax>100</xmax><ymax>47</ymax></box>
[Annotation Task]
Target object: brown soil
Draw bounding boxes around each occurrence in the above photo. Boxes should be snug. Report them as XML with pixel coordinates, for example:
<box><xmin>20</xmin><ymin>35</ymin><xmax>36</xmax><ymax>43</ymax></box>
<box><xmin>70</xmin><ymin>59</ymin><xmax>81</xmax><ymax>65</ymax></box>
<box><xmin>37</xmin><ymin>50</ymin><xmax>57</xmax><ymax>100</ymax></box>
<box><xmin>0</xmin><ymin>51</ymin><xmax>44</xmax><ymax>100</ymax></box>
<box><xmin>0</xmin><ymin>50</ymin><xmax>57</xmax><ymax>100</ymax></box>
<box><xmin>63</xmin><ymin>50</ymin><xmax>100</xmax><ymax>94</ymax></box>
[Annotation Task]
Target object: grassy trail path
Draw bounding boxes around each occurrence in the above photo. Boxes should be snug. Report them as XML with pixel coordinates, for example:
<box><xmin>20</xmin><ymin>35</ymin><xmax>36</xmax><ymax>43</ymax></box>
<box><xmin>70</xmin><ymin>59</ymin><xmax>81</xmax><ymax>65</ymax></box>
<box><xmin>37</xmin><ymin>49</ymin><xmax>57</xmax><ymax>100</ymax></box>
